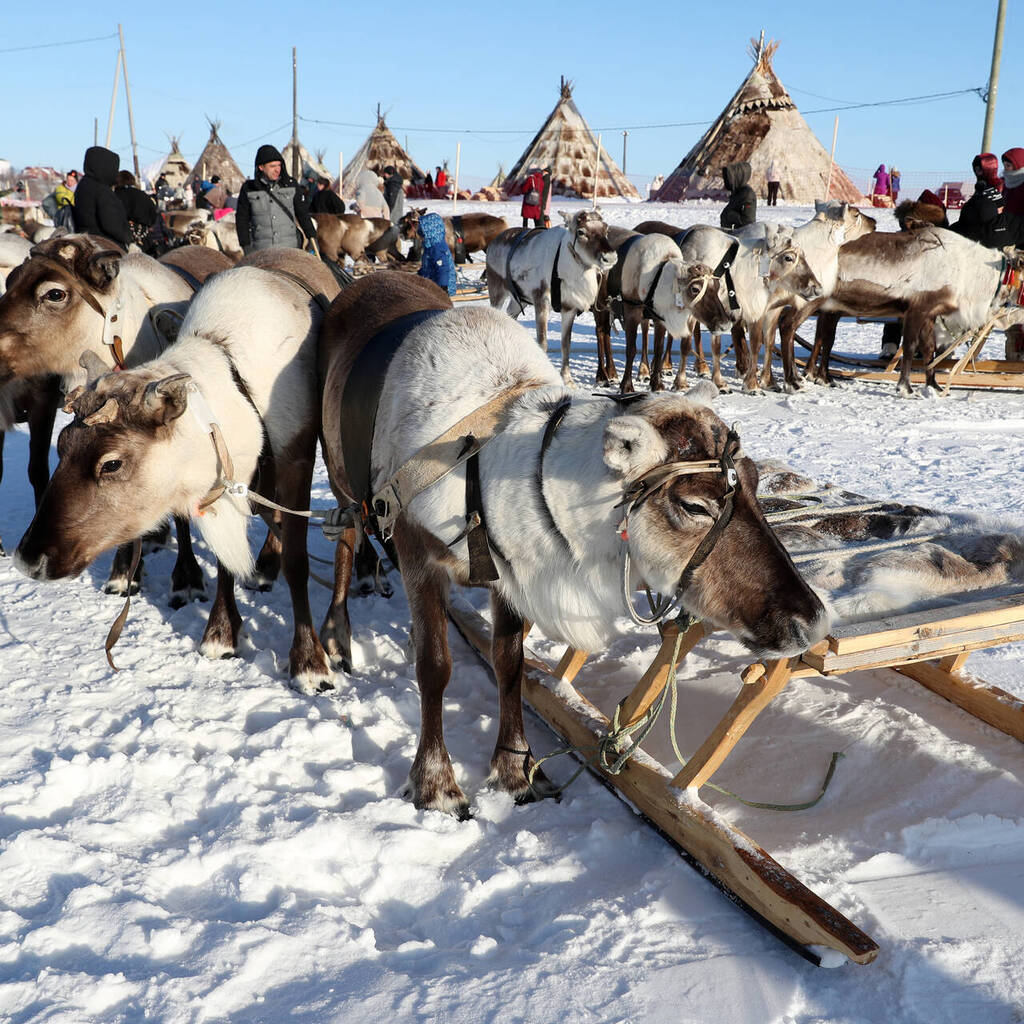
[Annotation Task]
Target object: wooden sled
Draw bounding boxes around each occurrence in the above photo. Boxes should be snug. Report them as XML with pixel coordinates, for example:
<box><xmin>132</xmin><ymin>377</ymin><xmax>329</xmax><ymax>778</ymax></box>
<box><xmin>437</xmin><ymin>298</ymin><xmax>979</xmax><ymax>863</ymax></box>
<box><xmin>450</xmin><ymin>585</ymin><xmax>1024</xmax><ymax>967</ymax></box>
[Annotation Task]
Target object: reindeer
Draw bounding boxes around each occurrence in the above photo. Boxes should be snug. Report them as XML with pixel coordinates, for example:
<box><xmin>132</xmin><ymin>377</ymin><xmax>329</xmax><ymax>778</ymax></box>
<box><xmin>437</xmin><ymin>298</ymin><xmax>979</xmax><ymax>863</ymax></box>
<box><xmin>318</xmin><ymin>272</ymin><xmax>830</xmax><ymax>816</ymax></box>
<box><xmin>805</xmin><ymin>228</ymin><xmax>1024</xmax><ymax>395</ymax></box>
<box><xmin>486</xmin><ymin>210</ymin><xmax>617</xmax><ymax>384</ymax></box>
<box><xmin>732</xmin><ymin>201</ymin><xmax>877</xmax><ymax>391</ymax></box>
<box><xmin>398</xmin><ymin>208</ymin><xmax>508</xmax><ymax>262</ymax></box>
<box><xmin>676</xmin><ymin>225</ymin><xmax>823</xmax><ymax>393</ymax></box>
<box><xmin>14</xmin><ymin>249</ymin><xmax>339</xmax><ymax>692</ymax></box>
<box><xmin>313</xmin><ymin>212</ymin><xmax>401</xmax><ymax>264</ymax></box>
<box><xmin>0</xmin><ymin>235</ymin><xmax>232</xmax><ymax>599</ymax></box>
<box><xmin>593</xmin><ymin>228</ymin><xmax>734</xmax><ymax>393</ymax></box>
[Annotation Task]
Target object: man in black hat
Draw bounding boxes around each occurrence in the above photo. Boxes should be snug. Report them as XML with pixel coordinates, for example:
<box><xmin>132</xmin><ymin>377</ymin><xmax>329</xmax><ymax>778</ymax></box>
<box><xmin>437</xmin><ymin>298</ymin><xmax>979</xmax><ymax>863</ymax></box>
<box><xmin>235</xmin><ymin>144</ymin><xmax>316</xmax><ymax>253</ymax></box>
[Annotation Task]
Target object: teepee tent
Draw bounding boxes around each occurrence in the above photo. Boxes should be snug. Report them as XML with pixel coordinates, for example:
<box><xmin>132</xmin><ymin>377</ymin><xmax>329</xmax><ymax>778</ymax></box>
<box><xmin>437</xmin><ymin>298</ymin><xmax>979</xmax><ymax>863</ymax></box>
<box><xmin>184</xmin><ymin>120</ymin><xmax>246</xmax><ymax>195</ymax></box>
<box><xmin>503</xmin><ymin>78</ymin><xmax>640</xmax><ymax>201</ymax></box>
<box><xmin>654</xmin><ymin>36</ymin><xmax>864</xmax><ymax>205</ymax></box>
<box><xmin>155</xmin><ymin>135</ymin><xmax>191</xmax><ymax>189</ymax></box>
<box><xmin>282</xmin><ymin>139</ymin><xmax>330</xmax><ymax>182</ymax></box>
<box><xmin>340</xmin><ymin>111</ymin><xmax>425</xmax><ymax>198</ymax></box>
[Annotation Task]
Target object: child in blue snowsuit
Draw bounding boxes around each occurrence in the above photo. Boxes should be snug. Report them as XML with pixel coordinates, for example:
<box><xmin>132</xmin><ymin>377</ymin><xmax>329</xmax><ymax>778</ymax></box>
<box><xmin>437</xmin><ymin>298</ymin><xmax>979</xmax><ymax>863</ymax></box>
<box><xmin>416</xmin><ymin>212</ymin><xmax>456</xmax><ymax>296</ymax></box>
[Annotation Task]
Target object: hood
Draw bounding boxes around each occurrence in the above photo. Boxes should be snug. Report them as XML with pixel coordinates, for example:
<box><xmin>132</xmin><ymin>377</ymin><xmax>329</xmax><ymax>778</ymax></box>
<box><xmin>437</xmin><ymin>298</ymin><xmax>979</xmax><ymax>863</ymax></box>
<box><xmin>721</xmin><ymin>162</ymin><xmax>751</xmax><ymax>191</ymax></box>
<box><xmin>254</xmin><ymin>144</ymin><xmax>285</xmax><ymax>174</ymax></box>
<box><xmin>83</xmin><ymin>146</ymin><xmax>120</xmax><ymax>187</ymax></box>
<box><xmin>1002</xmin><ymin>148</ymin><xmax>1024</xmax><ymax>172</ymax></box>
<box><xmin>973</xmin><ymin>153</ymin><xmax>1002</xmax><ymax>188</ymax></box>
<box><xmin>418</xmin><ymin>212</ymin><xmax>446</xmax><ymax>246</ymax></box>
<box><xmin>875</xmin><ymin>164</ymin><xmax>887</xmax><ymax>175</ymax></box>
<box><xmin>356</xmin><ymin>169</ymin><xmax>381</xmax><ymax>190</ymax></box>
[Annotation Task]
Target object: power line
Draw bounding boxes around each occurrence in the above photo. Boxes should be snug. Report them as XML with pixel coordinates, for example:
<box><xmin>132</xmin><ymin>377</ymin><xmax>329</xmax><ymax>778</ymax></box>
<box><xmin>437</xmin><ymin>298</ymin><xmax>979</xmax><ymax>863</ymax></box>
<box><xmin>0</xmin><ymin>31</ymin><xmax>117</xmax><ymax>54</ymax></box>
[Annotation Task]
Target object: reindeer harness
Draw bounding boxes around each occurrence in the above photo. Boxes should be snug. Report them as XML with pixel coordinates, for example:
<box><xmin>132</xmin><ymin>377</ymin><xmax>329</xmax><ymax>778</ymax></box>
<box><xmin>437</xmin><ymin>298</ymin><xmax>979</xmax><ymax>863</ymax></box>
<box><xmin>605</xmin><ymin>234</ymin><xmax>672</xmax><ymax>324</ymax></box>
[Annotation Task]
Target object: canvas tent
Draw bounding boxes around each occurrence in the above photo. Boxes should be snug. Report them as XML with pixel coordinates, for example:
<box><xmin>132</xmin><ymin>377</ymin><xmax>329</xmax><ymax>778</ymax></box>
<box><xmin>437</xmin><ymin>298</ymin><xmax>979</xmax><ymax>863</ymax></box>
<box><xmin>154</xmin><ymin>136</ymin><xmax>191</xmax><ymax>189</ymax></box>
<box><xmin>503</xmin><ymin>78</ymin><xmax>639</xmax><ymax>201</ymax></box>
<box><xmin>340</xmin><ymin>113</ymin><xmax>425</xmax><ymax>198</ymax></box>
<box><xmin>184</xmin><ymin>121</ymin><xmax>246</xmax><ymax>195</ymax></box>
<box><xmin>654</xmin><ymin>36</ymin><xmax>864</xmax><ymax>205</ymax></box>
<box><xmin>282</xmin><ymin>139</ymin><xmax>330</xmax><ymax>183</ymax></box>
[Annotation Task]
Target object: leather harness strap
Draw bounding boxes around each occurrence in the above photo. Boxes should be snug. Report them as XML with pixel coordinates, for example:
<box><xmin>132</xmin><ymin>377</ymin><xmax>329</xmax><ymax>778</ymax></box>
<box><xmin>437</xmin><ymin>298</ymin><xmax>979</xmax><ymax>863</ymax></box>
<box><xmin>711</xmin><ymin>239</ymin><xmax>741</xmax><ymax>312</ymax></box>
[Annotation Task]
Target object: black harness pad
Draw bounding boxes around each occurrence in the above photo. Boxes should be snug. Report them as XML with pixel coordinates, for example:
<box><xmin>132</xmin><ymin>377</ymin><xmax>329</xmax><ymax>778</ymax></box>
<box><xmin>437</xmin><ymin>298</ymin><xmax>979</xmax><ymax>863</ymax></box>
<box><xmin>339</xmin><ymin>308</ymin><xmax>446</xmax><ymax>504</ymax></box>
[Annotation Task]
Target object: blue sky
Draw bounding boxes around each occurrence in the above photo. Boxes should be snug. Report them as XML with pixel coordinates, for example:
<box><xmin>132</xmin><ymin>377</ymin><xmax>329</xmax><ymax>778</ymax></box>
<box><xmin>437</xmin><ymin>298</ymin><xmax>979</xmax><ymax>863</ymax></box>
<box><xmin>3</xmin><ymin>0</ymin><xmax>1020</xmax><ymax>194</ymax></box>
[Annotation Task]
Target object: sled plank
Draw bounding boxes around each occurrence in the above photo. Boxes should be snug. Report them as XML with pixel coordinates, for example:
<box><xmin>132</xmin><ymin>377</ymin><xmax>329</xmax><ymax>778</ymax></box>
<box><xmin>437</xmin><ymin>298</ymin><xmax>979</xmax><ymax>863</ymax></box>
<box><xmin>450</xmin><ymin>604</ymin><xmax>879</xmax><ymax>966</ymax></box>
<box><xmin>810</xmin><ymin>364</ymin><xmax>1024</xmax><ymax>390</ymax></box>
<box><xmin>892</xmin><ymin>659</ymin><xmax>1024</xmax><ymax>742</ymax></box>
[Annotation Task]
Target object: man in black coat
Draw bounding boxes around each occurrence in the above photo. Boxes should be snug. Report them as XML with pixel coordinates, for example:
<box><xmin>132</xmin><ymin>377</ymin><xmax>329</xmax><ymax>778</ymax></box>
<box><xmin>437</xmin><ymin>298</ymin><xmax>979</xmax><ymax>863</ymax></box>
<box><xmin>73</xmin><ymin>146</ymin><xmax>133</xmax><ymax>248</ymax></box>
<box><xmin>719</xmin><ymin>162</ymin><xmax>757</xmax><ymax>229</ymax></box>
<box><xmin>309</xmin><ymin>177</ymin><xmax>346</xmax><ymax>216</ymax></box>
<box><xmin>236</xmin><ymin>144</ymin><xmax>317</xmax><ymax>252</ymax></box>
<box><xmin>382</xmin><ymin>165</ymin><xmax>404</xmax><ymax>224</ymax></box>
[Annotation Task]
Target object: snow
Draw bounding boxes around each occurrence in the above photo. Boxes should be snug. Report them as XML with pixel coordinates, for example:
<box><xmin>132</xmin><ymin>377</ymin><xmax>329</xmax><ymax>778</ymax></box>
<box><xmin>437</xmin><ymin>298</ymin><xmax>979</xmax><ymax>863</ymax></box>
<box><xmin>2</xmin><ymin>200</ymin><xmax>1024</xmax><ymax>1022</ymax></box>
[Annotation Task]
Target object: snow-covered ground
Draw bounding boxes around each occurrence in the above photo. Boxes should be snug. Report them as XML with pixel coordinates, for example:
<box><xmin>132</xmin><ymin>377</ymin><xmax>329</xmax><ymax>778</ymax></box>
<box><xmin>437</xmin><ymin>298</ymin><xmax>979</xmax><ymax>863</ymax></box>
<box><xmin>1</xmin><ymin>200</ymin><xmax>1023</xmax><ymax>1023</ymax></box>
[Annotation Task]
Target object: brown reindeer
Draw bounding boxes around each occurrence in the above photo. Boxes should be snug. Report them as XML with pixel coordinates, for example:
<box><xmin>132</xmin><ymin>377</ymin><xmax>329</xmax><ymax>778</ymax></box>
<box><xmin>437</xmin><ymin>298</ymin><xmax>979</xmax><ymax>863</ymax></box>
<box><xmin>313</xmin><ymin>213</ymin><xmax>401</xmax><ymax>264</ymax></box>
<box><xmin>318</xmin><ymin>272</ymin><xmax>829</xmax><ymax>816</ymax></box>
<box><xmin>398</xmin><ymin>209</ymin><xmax>509</xmax><ymax>262</ymax></box>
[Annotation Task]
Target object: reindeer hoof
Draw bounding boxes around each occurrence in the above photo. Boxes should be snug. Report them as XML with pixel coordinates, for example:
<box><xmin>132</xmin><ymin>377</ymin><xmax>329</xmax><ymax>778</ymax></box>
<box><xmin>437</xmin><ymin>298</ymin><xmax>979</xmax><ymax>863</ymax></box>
<box><xmin>199</xmin><ymin>636</ymin><xmax>238</xmax><ymax>660</ymax></box>
<box><xmin>168</xmin><ymin>583</ymin><xmax>206</xmax><ymax>609</ymax></box>
<box><xmin>0</xmin><ymin>539</ymin><xmax>6</xmax><ymax>557</ymax></box>
<box><xmin>104</xmin><ymin>577</ymin><xmax>141</xmax><ymax>598</ymax></box>
<box><xmin>401</xmin><ymin>774</ymin><xmax>471</xmax><ymax>820</ymax></box>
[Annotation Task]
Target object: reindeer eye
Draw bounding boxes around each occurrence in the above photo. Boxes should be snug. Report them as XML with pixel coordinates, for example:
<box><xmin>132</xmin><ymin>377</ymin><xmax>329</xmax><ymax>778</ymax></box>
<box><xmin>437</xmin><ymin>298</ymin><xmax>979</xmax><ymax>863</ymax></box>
<box><xmin>99</xmin><ymin>458</ymin><xmax>123</xmax><ymax>475</ymax></box>
<box><xmin>43</xmin><ymin>288</ymin><xmax>67</xmax><ymax>302</ymax></box>
<box><xmin>673</xmin><ymin>496</ymin><xmax>712</xmax><ymax>517</ymax></box>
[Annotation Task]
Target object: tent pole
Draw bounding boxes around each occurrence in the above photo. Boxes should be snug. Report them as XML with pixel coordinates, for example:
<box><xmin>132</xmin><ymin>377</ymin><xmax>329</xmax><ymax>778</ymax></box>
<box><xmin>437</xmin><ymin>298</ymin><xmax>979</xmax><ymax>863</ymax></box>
<box><xmin>338</xmin><ymin>152</ymin><xmax>343</xmax><ymax>197</ymax></box>
<box><xmin>118</xmin><ymin>24</ymin><xmax>142</xmax><ymax>182</ymax></box>
<box><xmin>105</xmin><ymin>47</ymin><xmax>122</xmax><ymax>150</ymax></box>
<box><xmin>291</xmin><ymin>47</ymin><xmax>299</xmax><ymax>180</ymax></box>
<box><xmin>593</xmin><ymin>133</ymin><xmax>603</xmax><ymax>208</ymax></box>
<box><xmin>453</xmin><ymin>142</ymin><xmax>461</xmax><ymax>213</ymax></box>
<box><xmin>825</xmin><ymin>116</ymin><xmax>838</xmax><ymax>200</ymax></box>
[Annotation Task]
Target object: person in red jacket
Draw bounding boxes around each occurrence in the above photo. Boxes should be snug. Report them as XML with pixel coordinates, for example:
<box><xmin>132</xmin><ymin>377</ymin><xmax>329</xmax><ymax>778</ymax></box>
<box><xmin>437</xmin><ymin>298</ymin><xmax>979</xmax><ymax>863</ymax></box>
<box><xmin>520</xmin><ymin>168</ymin><xmax>544</xmax><ymax>228</ymax></box>
<box><xmin>1001</xmin><ymin>148</ymin><xmax>1024</xmax><ymax>216</ymax></box>
<box><xmin>434</xmin><ymin>165</ymin><xmax>448</xmax><ymax>198</ymax></box>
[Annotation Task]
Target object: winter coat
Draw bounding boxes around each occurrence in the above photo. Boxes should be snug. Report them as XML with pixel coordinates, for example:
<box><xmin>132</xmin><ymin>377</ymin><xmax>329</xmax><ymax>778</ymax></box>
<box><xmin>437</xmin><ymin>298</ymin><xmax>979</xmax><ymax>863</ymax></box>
<box><xmin>54</xmin><ymin>182</ymin><xmax>76</xmax><ymax>209</ymax></box>
<box><xmin>889</xmin><ymin>170</ymin><xmax>901</xmax><ymax>197</ymax></box>
<box><xmin>417</xmin><ymin>212</ymin><xmax>456</xmax><ymax>296</ymax></box>
<box><xmin>354</xmin><ymin>170</ymin><xmax>389</xmax><ymax>219</ymax></box>
<box><xmin>952</xmin><ymin>181</ymin><xmax>1003</xmax><ymax>244</ymax></box>
<box><xmin>383</xmin><ymin>171</ymin><xmax>405</xmax><ymax>223</ymax></box>
<box><xmin>73</xmin><ymin>146</ymin><xmax>133</xmax><ymax>248</ymax></box>
<box><xmin>520</xmin><ymin>171</ymin><xmax>544</xmax><ymax>219</ymax></box>
<box><xmin>235</xmin><ymin>145</ymin><xmax>317</xmax><ymax>252</ymax></box>
<box><xmin>114</xmin><ymin>185</ymin><xmax>158</xmax><ymax>229</ymax></box>
<box><xmin>720</xmin><ymin>162</ymin><xmax>757</xmax><ymax>228</ymax></box>
<box><xmin>1002</xmin><ymin>148</ymin><xmax>1024</xmax><ymax>216</ymax></box>
<box><xmin>541</xmin><ymin>170</ymin><xmax>553</xmax><ymax>215</ymax></box>
<box><xmin>310</xmin><ymin>187</ymin><xmax>346</xmax><ymax>216</ymax></box>
<box><xmin>872</xmin><ymin>165</ymin><xmax>890</xmax><ymax>196</ymax></box>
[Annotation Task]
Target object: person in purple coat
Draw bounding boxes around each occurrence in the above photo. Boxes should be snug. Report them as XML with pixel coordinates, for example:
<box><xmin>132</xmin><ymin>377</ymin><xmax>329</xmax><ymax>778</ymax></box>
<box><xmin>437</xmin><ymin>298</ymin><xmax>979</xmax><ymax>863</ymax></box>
<box><xmin>872</xmin><ymin>164</ymin><xmax>890</xmax><ymax>207</ymax></box>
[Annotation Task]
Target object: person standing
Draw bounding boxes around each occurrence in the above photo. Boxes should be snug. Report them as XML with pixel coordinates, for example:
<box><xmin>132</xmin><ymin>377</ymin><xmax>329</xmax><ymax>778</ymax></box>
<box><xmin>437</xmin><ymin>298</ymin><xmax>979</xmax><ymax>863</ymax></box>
<box><xmin>951</xmin><ymin>153</ymin><xmax>1003</xmax><ymax>243</ymax></box>
<box><xmin>353</xmin><ymin>168</ymin><xmax>389</xmax><ymax>219</ymax></box>
<box><xmin>434</xmin><ymin>165</ymin><xmax>448</xmax><ymax>198</ymax></box>
<box><xmin>1001</xmin><ymin>148</ymin><xmax>1024</xmax><ymax>215</ymax></box>
<box><xmin>540</xmin><ymin>164</ymin><xmax>553</xmax><ymax>228</ymax></box>
<box><xmin>720</xmin><ymin>162</ymin><xmax>756</xmax><ymax>228</ymax></box>
<box><xmin>309</xmin><ymin>177</ymin><xmax>346</xmax><ymax>216</ymax></box>
<box><xmin>113</xmin><ymin>170</ymin><xmax>161</xmax><ymax>252</ymax></box>
<box><xmin>383</xmin><ymin>165</ymin><xmax>405</xmax><ymax>224</ymax></box>
<box><xmin>520</xmin><ymin>167</ymin><xmax>544</xmax><ymax>228</ymax></box>
<box><xmin>73</xmin><ymin>146</ymin><xmax>133</xmax><ymax>248</ymax></box>
<box><xmin>889</xmin><ymin>166</ymin><xmax>901</xmax><ymax>205</ymax></box>
<box><xmin>416</xmin><ymin>212</ymin><xmax>456</xmax><ymax>296</ymax></box>
<box><xmin>235</xmin><ymin>144</ymin><xmax>317</xmax><ymax>253</ymax></box>
<box><xmin>52</xmin><ymin>169</ymin><xmax>78</xmax><ymax>230</ymax></box>
<box><xmin>765</xmin><ymin>159</ymin><xmax>780</xmax><ymax>206</ymax></box>
<box><xmin>871</xmin><ymin>164</ymin><xmax>890</xmax><ymax>207</ymax></box>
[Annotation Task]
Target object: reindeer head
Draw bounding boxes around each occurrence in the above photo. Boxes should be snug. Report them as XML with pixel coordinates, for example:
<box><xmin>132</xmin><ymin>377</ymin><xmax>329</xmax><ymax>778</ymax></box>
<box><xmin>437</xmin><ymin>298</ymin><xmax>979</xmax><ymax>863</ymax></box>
<box><xmin>560</xmin><ymin>209</ymin><xmax>617</xmax><ymax>272</ymax></box>
<box><xmin>602</xmin><ymin>389</ymin><xmax>829</xmax><ymax>657</ymax></box>
<box><xmin>0</xmin><ymin>235</ymin><xmax>124</xmax><ymax>381</ymax></box>
<box><xmin>761</xmin><ymin>226</ymin><xmax>822</xmax><ymax>300</ymax></box>
<box><xmin>670</xmin><ymin>261</ymin><xmax>734</xmax><ymax>332</ymax></box>
<box><xmin>14</xmin><ymin>354</ymin><xmax>207</xmax><ymax>582</ymax></box>
<box><xmin>398</xmin><ymin>208</ymin><xmax>427</xmax><ymax>241</ymax></box>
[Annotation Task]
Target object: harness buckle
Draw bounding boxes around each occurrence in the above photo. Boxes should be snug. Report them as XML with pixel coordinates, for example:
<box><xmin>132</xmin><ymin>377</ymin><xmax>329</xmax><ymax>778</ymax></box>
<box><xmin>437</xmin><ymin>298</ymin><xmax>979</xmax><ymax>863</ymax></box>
<box><xmin>372</xmin><ymin>481</ymin><xmax>402</xmax><ymax>541</ymax></box>
<box><xmin>226</xmin><ymin>480</ymin><xmax>249</xmax><ymax>499</ymax></box>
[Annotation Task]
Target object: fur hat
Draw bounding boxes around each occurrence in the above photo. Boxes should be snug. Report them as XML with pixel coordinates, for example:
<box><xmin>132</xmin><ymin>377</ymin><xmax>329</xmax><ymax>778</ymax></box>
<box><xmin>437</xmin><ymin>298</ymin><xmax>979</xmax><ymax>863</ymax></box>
<box><xmin>895</xmin><ymin>198</ymin><xmax>949</xmax><ymax>231</ymax></box>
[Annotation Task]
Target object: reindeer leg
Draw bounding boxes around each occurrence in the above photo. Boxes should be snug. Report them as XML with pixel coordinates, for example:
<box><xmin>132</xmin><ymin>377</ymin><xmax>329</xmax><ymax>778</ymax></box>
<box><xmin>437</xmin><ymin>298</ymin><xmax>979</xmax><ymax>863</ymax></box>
<box><xmin>105</xmin><ymin>542</ymin><xmax>144</xmax><ymax>596</ymax></box>
<box><xmin>558</xmin><ymin>307</ymin><xmax>576</xmax><ymax>386</ymax></box>
<box><xmin>650</xmin><ymin>321</ymin><xmax>667</xmax><ymax>391</ymax></box>
<box><xmin>620</xmin><ymin>317</ymin><xmax>638</xmax><ymax>394</ymax></box>
<box><xmin>778</xmin><ymin>306</ymin><xmax>806</xmax><ymax>393</ymax></box>
<box><xmin>731</xmin><ymin>323</ymin><xmax>748</xmax><ymax>377</ymax></box>
<box><xmin>710</xmin><ymin>330</ymin><xmax>728</xmax><ymax>392</ymax></box>
<box><xmin>816</xmin><ymin>312</ymin><xmax>841</xmax><ymax>386</ymax></box>
<box><xmin>638</xmin><ymin>318</ymin><xmax>651</xmax><ymax>384</ymax></box>
<box><xmin>395</xmin><ymin>527</ymin><xmax>468</xmax><ymax>818</ymax></box>
<box><xmin>169</xmin><ymin>515</ymin><xmax>207</xmax><ymax>608</ymax></box>
<box><xmin>758</xmin><ymin>309</ymin><xmax>782</xmax><ymax>391</ymax></box>
<box><xmin>276</xmin><ymin>445</ymin><xmax>333</xmax><ymax>693</ymax></box>
<box><xmin>536</xmin><ymin>292</ymin><xmax>552</xmax><ymax>354</ymax></box>
<box><xmin>742</xmin><ymin>322</ymin><xmax>763</xmax><ymax>394</ymax></box>
<box><xmin>0</xmin><ymin>430</ymin><xmax>5</xmax><ymax>554</ymax></box>
<box><xmin>663</xmin><ymin>331</ymin><xmax>675</xmax><ymax>373</ymax></box>
<box><xmin>200</xmin><ymin>561</ymin><xmax>243</xmax><ymax>659</ymax></box>
<box><xmin>321</xmin><ymin>522</ymin><xmax>356</xmax><ymax>673</ymax></box>
<box><xmin>594</xmin><ymin>306</ymin><xmax>611</xmax><ymax>385</ymax></box>
<box><xmin>488</xmin><ymin>591</ymin><xmax>557</xmax><ymax>802</ymax></box>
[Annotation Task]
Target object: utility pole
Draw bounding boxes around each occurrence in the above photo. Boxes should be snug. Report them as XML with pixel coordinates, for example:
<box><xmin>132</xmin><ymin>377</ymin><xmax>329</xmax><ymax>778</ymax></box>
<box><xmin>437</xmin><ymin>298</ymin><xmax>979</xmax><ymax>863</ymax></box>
<box><xmin>622</xmin><ymin>130</ymin><xmax>628</xmax><ymax>176</ymax></box>
<box><xmin>981</xmin><ymin>0</ymin><xmax>1007</xmax><ymax>153</ymax></box>
<box><xmin>118</xmin><ymin>24</ymin><xmax>141</xmax><ymax>181</ymax></box>
<box><xmin>105</xmin><ymin>48</ymin><xmax>122</xmax><ymax>149</ymax></box>
<box><xmin>291</xmin><ymin>47</ymin><xmax>299</xmax><ymax>179</ymax></box>
<box><xmin>94</xmin><ymin>117</ymin><xmax>98</xmax><ymax>147</ymax></box>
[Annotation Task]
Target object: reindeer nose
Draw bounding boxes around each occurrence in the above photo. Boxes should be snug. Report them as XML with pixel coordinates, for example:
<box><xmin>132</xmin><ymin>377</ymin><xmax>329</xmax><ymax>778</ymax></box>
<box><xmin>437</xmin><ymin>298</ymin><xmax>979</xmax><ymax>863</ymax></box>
<box><xmin>12</xmin><ymin>549</ymin><xmax>49</xmax><ymax>581</ymax></box>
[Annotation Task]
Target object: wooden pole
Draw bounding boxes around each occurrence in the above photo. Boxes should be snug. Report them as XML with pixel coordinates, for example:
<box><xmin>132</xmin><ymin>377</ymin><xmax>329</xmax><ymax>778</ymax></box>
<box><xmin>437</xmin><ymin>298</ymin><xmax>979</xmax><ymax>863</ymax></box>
<box><xmin>94</xmin><ymin>117</ymin><xmax>98</xmax><ymax>147</ymax></box>
<box><xmin>981</xmin><ymin>0</ymin><xmax>1007</xmax><ymax>153</ymax></box>
<box><xmin>824</xmin><ymin>116</ymin><xmax>839</xmax><ymax>200</ymax></box>
<box><xmin>338</xmin><ymin>151</ymin><xmax>343</xmax><ymax>196</ymax></box>
<box><xmin>105</xmin><ymin>48</ymin><xmax>122</xmax><ymax>149</ymax></box>
<box><xmin>593</xmin><ymin>132</ymin><xmax>603</xmax><ymax>208</ymax></box>
<box><xmin>622</xmin><ymin>130</ymin><xmax>628</xmax><ymax>176</ymax></box>
<box><xmin>452</xmin><ymin>141</ymin><xmax>461</xmax><ymax>213</ymax></box>
<box><xmin>118</xmin><ymin>24</ymin><xmax>142</xmax><ymax>182</ymax></box>
<box><xmin>290</xmin><ymin>47</ymin><xmax>299</xmax><ymax>180</ymax></box>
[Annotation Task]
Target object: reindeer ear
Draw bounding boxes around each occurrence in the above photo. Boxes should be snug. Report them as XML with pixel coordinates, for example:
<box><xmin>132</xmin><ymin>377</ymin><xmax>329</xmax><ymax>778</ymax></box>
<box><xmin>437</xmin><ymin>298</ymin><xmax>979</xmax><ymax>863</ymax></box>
<box><xmin>140</xmin><ymin>373</ymin><xmax>191</xmax><ymax>426</ymax></box>
<box><xmin>79</xmin><ymin>349</ymin><xmax>111</xmax><ymax>384</ymax></box>
<box><xmin>559</xmin><ymin>210</ymin><xmax>573</xmax><ymax>226</ymax></box>
<box><xmin>603</xmin><ymin>414</ymin><xmax>667</xmax><ymax>478</ymax></box>
<box><xmin>84</xmin><ymin>247</ymin><xmax>123</xmax><ymax>289</ymax></box>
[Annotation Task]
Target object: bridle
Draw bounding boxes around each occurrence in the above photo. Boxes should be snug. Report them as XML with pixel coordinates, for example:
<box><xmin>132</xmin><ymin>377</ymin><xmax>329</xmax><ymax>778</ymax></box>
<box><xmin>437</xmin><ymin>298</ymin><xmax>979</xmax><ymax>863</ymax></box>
<box><xmin>616</xmin><ymin>427</ymin><xmax>743</xmax><ymax>625</ymax></box>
